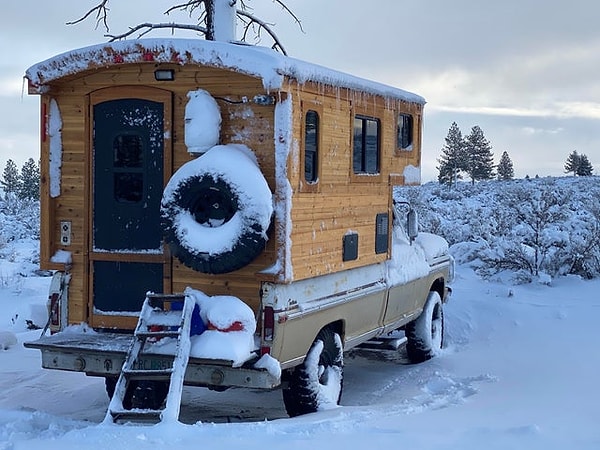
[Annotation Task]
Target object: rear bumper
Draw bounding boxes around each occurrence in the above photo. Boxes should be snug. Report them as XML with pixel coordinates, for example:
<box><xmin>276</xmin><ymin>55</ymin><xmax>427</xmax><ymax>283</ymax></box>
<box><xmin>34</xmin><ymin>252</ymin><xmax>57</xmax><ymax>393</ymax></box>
<box><xmin>24</xmin><ymin>331</ymin><xmax>279</xmax><ymax>390</ymax></box>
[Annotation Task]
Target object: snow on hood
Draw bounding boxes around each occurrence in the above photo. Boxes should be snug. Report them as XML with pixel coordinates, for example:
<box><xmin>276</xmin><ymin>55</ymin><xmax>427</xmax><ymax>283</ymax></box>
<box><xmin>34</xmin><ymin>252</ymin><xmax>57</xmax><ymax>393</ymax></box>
<box><xmin>415</xmin><ymin>232</ymin><xmax>450</xmax><ymax>262</ymax></box>
<box><xmin>386</xmin><ymin>224</ymin><xmax>450</xmax><ymax>286</ymax></box>
<box><xmin>386</xmin><ymin>224</ymin><xmax>430</xmax><ymax>286</ymax></box>
<box><xmin>25</xmin><ymin>38</ymin><xmax>425</xmax><ymax>104</ymax></box>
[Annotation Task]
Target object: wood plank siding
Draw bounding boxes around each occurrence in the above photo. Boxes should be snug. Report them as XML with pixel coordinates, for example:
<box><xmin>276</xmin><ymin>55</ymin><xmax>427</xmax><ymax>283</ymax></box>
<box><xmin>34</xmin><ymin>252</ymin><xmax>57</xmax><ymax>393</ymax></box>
<box><xmin>34</xmin><ymin>58</ymin><xmax>422</xmax><ymax>328</ymax></box>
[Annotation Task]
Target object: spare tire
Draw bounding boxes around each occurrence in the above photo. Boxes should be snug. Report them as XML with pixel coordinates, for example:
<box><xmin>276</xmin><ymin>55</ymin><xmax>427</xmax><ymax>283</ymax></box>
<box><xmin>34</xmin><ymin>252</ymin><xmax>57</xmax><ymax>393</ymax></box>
<box><xmin>161</xmin><ymin>144</ymin><xmax>273</xmax><ymax>274</ymax></box>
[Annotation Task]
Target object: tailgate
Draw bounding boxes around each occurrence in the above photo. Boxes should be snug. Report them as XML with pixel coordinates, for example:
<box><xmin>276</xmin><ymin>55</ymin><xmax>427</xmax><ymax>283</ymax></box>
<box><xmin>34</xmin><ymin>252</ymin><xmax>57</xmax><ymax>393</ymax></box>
<box><xmin>24</xmin><ymin>332</ymin><xmax>279</xmax><ymax>389</ymax></box>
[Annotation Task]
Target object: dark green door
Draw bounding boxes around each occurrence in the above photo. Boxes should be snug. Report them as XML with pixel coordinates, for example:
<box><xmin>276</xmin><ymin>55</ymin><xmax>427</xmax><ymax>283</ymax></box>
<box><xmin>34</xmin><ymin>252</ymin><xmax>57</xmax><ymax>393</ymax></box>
<box><xmin>91</xmin><ymin>94</ymin><xmax>167</xmax><ymax>316</ymax></box>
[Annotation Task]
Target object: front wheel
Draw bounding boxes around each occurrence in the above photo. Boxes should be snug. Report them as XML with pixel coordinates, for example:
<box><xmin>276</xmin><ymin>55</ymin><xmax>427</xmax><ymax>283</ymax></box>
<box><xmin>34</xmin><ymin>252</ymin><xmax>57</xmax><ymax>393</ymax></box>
<box><xmin>281</xmin><ymin>327</ymin><xmax>344</xmax><ymax>417</ymax></box>
<box><xmin>405</xmin><ymin>291</ymin><xmax>444</xmax><ymax>363</ymax></box>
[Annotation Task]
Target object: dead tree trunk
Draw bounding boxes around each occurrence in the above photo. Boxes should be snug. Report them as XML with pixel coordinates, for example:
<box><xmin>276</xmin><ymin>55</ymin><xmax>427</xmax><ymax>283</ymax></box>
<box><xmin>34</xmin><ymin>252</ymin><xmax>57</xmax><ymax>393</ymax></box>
<box><xmin>206</xmin><ymin>0</ymin><xmax>237</xmax><ymax>42</ymax></box>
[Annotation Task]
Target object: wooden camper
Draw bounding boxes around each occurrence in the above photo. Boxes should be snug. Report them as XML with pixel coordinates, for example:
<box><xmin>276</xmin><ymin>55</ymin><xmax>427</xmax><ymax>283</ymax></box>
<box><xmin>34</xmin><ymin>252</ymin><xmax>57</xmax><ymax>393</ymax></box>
<box><xmin>26</xmin><ymin>38</ymin><xmax>424</xmax><ymax>331</ymax></box>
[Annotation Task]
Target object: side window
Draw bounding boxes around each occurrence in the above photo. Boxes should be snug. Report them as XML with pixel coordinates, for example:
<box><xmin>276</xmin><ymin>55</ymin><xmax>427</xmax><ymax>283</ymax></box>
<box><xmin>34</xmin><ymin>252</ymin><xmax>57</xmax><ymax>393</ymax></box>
<box><xmin>397</xmin><ymin>113</ymin><xmax>414</xmax><ymax>150</ymax></box>
<box><xmin>304</xmin><ymin>110</ymin><xmax>319</xmax><ymax>183</ymax></box>
<box><xmin>353</xmin><ymin>115</ymin><xmax>380</xmax><ymax>174</ymax></box>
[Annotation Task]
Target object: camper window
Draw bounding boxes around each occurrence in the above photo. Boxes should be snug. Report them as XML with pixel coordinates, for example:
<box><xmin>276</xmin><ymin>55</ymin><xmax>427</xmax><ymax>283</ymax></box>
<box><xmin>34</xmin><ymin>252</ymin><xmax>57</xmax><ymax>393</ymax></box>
<box><xmin>304</xmin><ymin>110</ymin><xmax>319</xmax><ymax>183</ymax></box>
<box><xmin>397</xmin><ymin>113</ymin><xmax>414</xmax><ymax>150</ymax></box>
<box><xmin>397</xmin><ymin>113</ymin><xmax>413</xmax><ymax>151</ymax></box>
<box><xmin>353</xmin><ymin>115</ymin><xmax>380</xmax><ymax>174</ymax></box>
<box><xmin>113</xmin><ymin>134</ymin><xmax>144</xmax><ymax>203</ymax></box>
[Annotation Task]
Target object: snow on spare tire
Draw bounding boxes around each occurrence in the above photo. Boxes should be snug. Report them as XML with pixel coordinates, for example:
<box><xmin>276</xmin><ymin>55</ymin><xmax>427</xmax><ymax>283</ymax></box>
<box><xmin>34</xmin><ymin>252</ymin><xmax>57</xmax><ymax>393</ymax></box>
<box><xmin>161</xmin><ymin>144</ymin><xmax>273</xmax><ymax>274</ymax></box>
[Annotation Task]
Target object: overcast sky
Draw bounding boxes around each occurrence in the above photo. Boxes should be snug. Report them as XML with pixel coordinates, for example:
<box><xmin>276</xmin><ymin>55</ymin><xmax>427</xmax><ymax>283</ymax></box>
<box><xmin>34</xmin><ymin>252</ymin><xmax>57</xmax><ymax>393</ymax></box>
<box><xmin>2</xmin><ymin>0</ymin><xmax>599</xmax><ymax>181</ymax></box>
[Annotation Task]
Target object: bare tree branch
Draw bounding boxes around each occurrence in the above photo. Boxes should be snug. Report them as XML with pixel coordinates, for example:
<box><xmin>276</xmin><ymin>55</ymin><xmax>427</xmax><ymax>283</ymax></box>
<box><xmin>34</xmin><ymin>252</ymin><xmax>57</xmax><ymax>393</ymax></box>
<box><xmin>66</xmin><ymin>0</ymin><xmax>111</xmax><ymax>32</ymax></box>
<box><xmin>272</xmin><ymin>0</ymin><xmax>303</xmax><ymax>33</ymax></box>
<box><xmin>165</xmin><ymin>1</ymin><xmax>206</xmax><ymax>18</ymax></box>
<box><xmin>106</xmin><ymin>22</ymin><xmax>208</xmax><ymax>41</ymax></box>
<box><xmin>236</xmin><ymin>9</ymin><xmax>287</xmax><ymax>55</ymax></box>
<box><xmin>68</xmin><ymin>0</ymin><xmax>302</xmax><ymax>55</ymax></box>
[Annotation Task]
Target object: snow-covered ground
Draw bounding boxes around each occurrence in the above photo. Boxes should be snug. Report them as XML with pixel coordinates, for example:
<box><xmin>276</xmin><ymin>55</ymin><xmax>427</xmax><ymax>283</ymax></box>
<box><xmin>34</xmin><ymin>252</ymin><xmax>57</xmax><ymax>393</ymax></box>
<box><xmin>2</xmin><ymin>177</ymin><xmax>600</xmax><ymax>449</ymax></box>
<box><xmin>1</xmin><ymin>239</ymin><xmax>599</xmax><ymax>449</ymax></box>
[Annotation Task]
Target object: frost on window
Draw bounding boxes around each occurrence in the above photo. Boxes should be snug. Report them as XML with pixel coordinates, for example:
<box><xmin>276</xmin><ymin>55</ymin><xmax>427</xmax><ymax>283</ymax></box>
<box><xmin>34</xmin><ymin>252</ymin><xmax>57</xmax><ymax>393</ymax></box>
<box><xmin>48</xmin><ymin>99</ymin><xmax>63</xmax><ymax>198</ymax></box>
<box><xmin>185</xmin><ymin>89</ymin><xmax>222</xmax><ymax>154</ymax></box>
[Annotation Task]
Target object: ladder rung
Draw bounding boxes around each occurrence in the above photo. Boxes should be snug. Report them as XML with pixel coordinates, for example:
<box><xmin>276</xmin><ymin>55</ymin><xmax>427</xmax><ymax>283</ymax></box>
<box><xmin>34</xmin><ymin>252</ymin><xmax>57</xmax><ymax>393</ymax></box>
<box><xmin>111</xmin><ymin>409</ymin><xmax>162</xmax><ymax>423</ymax></box>
<box><xmin>147</xmin><ymin>293</ymin><xmax>186</xmax><ymax>300</ymax></box>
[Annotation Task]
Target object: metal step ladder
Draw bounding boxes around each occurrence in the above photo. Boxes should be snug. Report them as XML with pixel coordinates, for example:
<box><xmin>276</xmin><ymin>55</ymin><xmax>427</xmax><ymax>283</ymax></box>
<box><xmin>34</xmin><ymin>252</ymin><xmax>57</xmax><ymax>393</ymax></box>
<box><xmin>104</xmin><ymin>293</ymin><xmax>195</xmax><ymax>424</ymax></box>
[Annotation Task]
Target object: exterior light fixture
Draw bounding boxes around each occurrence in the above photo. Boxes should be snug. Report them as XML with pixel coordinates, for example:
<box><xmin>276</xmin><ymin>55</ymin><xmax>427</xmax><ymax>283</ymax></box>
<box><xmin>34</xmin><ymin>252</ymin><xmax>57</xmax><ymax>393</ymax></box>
<box><xmin>154</xmin><ymin>69</ymin><xmax>175</xmax><ymax>81</ymax></box>
<box><xmin>252</xmin><ymin>94</ymin><xmax>276</xmax><ymax>105</ymax></box>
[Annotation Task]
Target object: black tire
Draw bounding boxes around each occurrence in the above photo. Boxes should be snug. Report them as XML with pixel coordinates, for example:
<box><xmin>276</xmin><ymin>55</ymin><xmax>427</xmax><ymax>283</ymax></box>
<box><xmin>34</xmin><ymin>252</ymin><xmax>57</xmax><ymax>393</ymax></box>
<box><xmin>281</xmin><ymin>327</ymin><xmax>344</xmax><ymax>417</ymax></box>
<box><xmin>161</xmin><ymin>146</ymin><xmax>272</xmax><ymax>274</ymax></box>
<box><xmin>104</xmin><ymin>377</ymin><xmax>168</xmax><ymax>410</ymax></box>
<box><xmin>405</xmin><ymin>291</ymin><xmax>444</xmax><ymax>364</ymax></box>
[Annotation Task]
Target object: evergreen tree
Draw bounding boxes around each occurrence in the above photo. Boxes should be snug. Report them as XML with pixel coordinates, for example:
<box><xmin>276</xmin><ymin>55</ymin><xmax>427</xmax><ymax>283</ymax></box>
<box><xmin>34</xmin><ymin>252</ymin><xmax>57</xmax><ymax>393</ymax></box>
<box><xmin>19</xmin><ymin>158</ymin><xmax>40</xmax><ymax>200</ymax></box>
<box><xmin>464</xmin><ymin>125</ymin><xmax>495</xmax><ymax>184</ymax></box>
<box><xmin>1</xmin><ymin>159</ymin><xmax>21</xmax><ymax>196</ymax></box>
<box><xmin>497</xmin><ymin>151</ymin><xmax>515</xmax><ymax>181</ymax></box>
<box><xmin>437</xmin><ymin>122</ymin><xmax>466</xmax><ymax>186</ymax></box>
<box><xmin>564</xmin><ymin>150</ymin><xmax>580</xmax><ymax>176</ymax></box>
<box><xmin>576</xmin><ymin>154</ymin><xmax>594</xmax><ymax>176</ymax></box>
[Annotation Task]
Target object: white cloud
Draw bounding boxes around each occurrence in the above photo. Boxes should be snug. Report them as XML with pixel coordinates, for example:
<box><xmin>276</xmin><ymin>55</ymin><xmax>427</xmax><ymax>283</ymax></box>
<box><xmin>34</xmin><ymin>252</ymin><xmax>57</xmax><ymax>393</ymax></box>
<box><xmin>520</xmin><ymin>126</ymin><xmax>564</xmax><ymax>136</ymax></box>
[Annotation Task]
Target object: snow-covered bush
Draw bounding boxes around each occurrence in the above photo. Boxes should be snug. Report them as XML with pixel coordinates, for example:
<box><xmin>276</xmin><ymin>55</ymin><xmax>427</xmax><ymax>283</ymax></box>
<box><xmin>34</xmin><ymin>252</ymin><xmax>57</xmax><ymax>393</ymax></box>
<box><xmin>0</xmin><ymin>195</ymin><xmax>40</xmax><ymax>244</ymax></box>
<box><xmin>396</xmin><ymin>176</ymin><xmax>600</xmax><ymax>283</ymax></box>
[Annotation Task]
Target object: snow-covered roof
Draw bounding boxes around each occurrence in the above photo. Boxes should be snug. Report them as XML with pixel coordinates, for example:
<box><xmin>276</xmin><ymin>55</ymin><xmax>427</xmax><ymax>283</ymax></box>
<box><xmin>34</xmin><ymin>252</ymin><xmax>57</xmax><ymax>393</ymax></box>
<box><xmin>25</xmin><ymin>38</ymin><xmax>425</xmax><ymax>104</ymax></box>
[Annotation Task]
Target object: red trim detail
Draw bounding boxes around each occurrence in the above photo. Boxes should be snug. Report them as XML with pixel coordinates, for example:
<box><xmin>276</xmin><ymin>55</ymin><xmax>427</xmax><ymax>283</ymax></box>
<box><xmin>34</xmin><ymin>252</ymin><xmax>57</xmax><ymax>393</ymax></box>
<box><xmin>207</xmin><ymin>321</ymin><xmax>245</xmax><ymax>332</ymax></box>
<box><xmin>41</xmin><ymin>102</ymin><xmax>47</xmax><ymax>143</ymax></box>
<box><xmin>170</xmin><ymin>52</ymin><xmax>181</xmax><ymax>63</ymax></box>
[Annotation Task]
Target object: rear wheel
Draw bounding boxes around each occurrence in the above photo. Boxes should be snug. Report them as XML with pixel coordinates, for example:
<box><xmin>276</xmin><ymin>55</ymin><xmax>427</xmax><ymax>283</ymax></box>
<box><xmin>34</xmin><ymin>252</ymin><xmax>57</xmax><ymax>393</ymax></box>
<box><xmin>405</xmin><ymin>291</ymin><xmax>444</xmax><ymax>363</ymax></box>
<box><xmin>282</xmin><ymin>327</ymin><xmax>344</xmax><ymax>417</ymax></box>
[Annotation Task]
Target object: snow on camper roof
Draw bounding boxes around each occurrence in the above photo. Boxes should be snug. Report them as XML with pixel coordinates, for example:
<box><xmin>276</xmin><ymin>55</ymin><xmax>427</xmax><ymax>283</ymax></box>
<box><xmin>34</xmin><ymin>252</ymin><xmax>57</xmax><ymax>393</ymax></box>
<box><xmin>25</xmin><ymin>38</ymin><xmax>425</xmax><ymax>104</ymax></box>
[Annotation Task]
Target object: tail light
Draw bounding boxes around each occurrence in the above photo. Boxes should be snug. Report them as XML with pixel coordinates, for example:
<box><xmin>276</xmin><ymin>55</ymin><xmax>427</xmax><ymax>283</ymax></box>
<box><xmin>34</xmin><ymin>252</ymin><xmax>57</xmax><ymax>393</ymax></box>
<box><xmin>261</xmin><ymin>306</ymin><xmax>274</xmax><ymax>355</ymax></box>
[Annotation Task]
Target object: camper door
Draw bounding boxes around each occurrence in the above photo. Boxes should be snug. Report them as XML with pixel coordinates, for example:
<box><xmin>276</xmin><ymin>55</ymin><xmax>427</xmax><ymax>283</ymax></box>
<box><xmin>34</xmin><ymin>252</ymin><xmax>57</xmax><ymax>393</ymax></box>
<box><xmin>89</xmin><ymin>86</ymin><xmax>172</xmax><ymax>328</ymax></box>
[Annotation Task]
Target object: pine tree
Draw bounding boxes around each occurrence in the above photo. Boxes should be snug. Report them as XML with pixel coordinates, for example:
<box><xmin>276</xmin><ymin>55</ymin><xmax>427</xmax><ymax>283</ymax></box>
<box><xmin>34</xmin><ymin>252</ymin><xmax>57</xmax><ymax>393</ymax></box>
<box><xmin>564</xmin><ymin>150</ymin><xmax>580</xmax><ymax>176</ymax></box>
<box><xmin>464</xmin><ymin>125</ymin><xmax>495</xmax><ymax>184</ymax></box>
<box><xmin>576</xmin><ymin>154</ymin><xmax>594</xmax><ymax>176</ymax></box>
<box><xmin>437</xmin><ymin>122</ymin><xmax>466</xmax><ymax>186</ymax></box>
<box><xmin>1</xmin><ymin>159</ymin><xmax>21</xmax><ymax>196</ymax></box>
<box><xmin>497</xmin><ymin>151</ymin><xmax>515</xmax><ymax>181</ymax></box>
<box><xmin>19</xmin><ymin>158</ymin><xmax>40</xmax><ymax>200</ymax></box>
